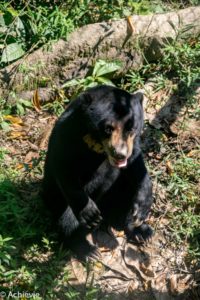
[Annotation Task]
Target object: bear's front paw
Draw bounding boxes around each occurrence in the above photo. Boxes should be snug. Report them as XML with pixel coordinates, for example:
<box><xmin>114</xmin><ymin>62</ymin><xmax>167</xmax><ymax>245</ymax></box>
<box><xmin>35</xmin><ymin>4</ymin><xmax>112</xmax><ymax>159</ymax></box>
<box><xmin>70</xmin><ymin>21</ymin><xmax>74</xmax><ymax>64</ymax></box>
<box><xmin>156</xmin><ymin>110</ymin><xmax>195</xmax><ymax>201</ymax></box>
<box><xmin>131</xmin><ymin>203</ymin><xmax>147</xmax><ymax>227</ymax></box>
<box><xmin>79</xmin><ymin>198</ymin><xmax>102</xmax><ymax>230</ymax></box>
<box><xmin>126</xmin><ymin>223</ymin><xmax>153</xmax><ymax>244</ymax></box>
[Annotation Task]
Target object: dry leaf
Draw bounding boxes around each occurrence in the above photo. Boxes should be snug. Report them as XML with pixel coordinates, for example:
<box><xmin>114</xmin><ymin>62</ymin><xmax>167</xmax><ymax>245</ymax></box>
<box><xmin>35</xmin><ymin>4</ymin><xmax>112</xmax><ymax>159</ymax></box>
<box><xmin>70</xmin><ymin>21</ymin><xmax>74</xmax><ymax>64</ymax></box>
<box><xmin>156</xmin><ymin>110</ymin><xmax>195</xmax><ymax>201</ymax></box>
<box><xmin>16</xmin><ymin>163</ymin><xmax>24</xmax><ymax>170</ymax></box>
<box><xmin>176</xmin><ymin>274</ymin><xmax>192</xmax><ymax>293</ymax></box>
<box><xmin>24</xmin><ymin>151</ymin><xmax>39</xmax><ymax>163</ymax></box>
<box><xmin>115</xmin><ymin>231</ymin><xmax>124</xmax><ymax>237</ymax></box>
<box><xmin>187</xmin><ymin>149</ymin><xmax>200</xmax><ymax>158</ymax></box>
<box><xmin>9</xmin><ymin>131</ymin><xmax>27</xmax><ymax>139</ymax></box>
<box><xmin>4</xmin><ymin>115</ymin><xmax>23</xmax><ymax>125</ymax></box>
<box><xmin>94</xmin><ymin>262</ymin><xmax>103</xmax><ymax>269</ymax></box>
<box><xmin>169</xmin><ymin>274</ymin><xmax>177</xmax><ymax>294</ymax></box>
<box><xmin>70</xmin><ymin>259</ymin><xmax>87</xmax><ymax>285</ymax></box>
<box><xmin>155</xmin><ymin>154</ymin><xmax>162</xmax><ymax>160</ymax></box>
<box><xmin>162</xmin><ymin>134</ymin><xmax>168</xmax><ymax>142</ymax></box>
<box><xmin>33</xmin><ymin>89</ymin><xmax>41</xmax><ymax>111</ymax></box>
<box><xmin>99</xmin><ymin>247</ymin><xmax>111</xmax><ymax>253</ymax></box>
<box><xmin>166</xmin><ymin>160</ymin><xmax>173</xmax><ymax>175</ymax></box>
<box><xmin>159</xmin><ymin>217</ymin><xmax>170</xmax><ymax>227</ymax></box>
<box><xmin>127</xmin><ymin>16</ymin><xmax>135</xmax><ymax>34</ymax></box>
<box><xmin>12</xmin><ymin>124</ymin><xmax>24</xmax><ymax>129</ymax></box>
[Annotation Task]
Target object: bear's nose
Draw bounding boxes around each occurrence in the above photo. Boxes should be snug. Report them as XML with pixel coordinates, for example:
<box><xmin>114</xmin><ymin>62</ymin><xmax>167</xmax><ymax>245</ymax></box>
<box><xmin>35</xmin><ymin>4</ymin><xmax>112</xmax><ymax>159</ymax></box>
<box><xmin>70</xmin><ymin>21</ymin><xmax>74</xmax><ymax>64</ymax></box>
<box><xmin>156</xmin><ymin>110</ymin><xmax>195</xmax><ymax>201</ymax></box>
<box><xmin>115</xmin><ymin>152</ymin><xmax>126</xmax><ymax>160</ymax></box>
<box><xmin>111</xmin><ymin>147</ymin><xmax>126</xmax><ymax>160</ymax></box>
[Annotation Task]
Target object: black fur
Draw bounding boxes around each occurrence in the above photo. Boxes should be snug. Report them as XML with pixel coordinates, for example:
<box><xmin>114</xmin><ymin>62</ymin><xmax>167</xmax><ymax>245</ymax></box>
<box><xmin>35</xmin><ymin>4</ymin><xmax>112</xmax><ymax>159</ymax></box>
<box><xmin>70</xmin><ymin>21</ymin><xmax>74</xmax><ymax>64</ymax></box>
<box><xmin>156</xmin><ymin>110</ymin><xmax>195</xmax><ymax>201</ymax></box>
<box><xmin>42</xmin><ymin>85</ymin><xmax>153</xmax><ymax>259</ymax></box>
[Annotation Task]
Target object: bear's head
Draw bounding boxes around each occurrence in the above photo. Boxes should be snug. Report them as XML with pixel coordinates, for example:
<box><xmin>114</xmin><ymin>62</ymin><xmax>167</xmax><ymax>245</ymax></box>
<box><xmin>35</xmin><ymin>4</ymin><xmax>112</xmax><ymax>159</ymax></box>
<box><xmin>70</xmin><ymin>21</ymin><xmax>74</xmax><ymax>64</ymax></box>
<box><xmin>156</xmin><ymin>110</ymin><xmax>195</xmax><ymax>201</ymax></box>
<box><xmin>82</xmin><ymin>85</ymin><xmax>143</xmax><ymax>168</ymax></box>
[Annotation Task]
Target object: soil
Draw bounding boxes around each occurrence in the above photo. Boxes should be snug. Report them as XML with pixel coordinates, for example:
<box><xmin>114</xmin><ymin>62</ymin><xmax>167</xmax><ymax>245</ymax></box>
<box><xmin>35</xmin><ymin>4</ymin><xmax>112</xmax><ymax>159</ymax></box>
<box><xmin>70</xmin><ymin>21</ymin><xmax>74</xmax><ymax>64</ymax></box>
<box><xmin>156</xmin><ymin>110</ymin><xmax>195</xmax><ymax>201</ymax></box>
<box><xmin>0</xmin><ymin>83</ymin><xmax>199</xmax><ymax>299</ymax></box>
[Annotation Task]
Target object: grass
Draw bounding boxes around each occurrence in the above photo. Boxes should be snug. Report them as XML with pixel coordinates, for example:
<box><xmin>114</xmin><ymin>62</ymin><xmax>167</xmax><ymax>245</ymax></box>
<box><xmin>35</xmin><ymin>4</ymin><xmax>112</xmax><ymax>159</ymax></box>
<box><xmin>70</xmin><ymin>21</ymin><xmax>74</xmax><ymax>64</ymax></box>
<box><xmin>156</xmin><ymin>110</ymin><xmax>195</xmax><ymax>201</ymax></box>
<box><xmin>123</xmin><ymin>34</ymin><xmax>200</xmax><ymax>264</ymax></box>
<box><xmin>167</xmin><ymin>155</ymin><xmax>200</xmax><ymax>255</ymax></box>
<box><xmin>0</xmin><ymin>147</ymin><xmax>103</xmax><ymax>299</ymax></box>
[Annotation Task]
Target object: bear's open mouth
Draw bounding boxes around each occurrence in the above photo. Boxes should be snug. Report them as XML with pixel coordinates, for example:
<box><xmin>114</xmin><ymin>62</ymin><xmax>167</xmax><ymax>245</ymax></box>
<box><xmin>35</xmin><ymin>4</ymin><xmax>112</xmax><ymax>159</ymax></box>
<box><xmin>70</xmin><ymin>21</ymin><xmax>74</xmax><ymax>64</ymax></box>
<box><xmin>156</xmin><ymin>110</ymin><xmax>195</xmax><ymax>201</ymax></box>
<box><xmin>108</xmin><ymin>156</ymin><xmax>128</xmax><ymax>168</ymax></box>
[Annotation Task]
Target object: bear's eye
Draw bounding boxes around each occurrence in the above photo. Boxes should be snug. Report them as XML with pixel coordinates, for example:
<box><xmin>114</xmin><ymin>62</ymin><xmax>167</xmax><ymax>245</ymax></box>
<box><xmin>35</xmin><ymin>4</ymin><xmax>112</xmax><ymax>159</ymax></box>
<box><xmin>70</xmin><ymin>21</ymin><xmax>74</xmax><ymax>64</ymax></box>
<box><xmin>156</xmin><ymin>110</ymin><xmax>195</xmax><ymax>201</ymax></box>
<box><xmin>104</xmin><ymin>124</ymin><xmax>114</xmax><ymax>135</ymax></box>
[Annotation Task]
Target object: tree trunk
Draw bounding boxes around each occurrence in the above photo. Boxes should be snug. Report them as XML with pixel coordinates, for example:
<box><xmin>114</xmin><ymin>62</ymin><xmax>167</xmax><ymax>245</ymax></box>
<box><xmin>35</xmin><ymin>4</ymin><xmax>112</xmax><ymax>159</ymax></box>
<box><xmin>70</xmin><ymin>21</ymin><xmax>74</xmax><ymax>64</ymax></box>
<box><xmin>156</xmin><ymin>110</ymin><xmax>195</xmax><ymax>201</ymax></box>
<box><xmin>1</xmin><ymin>6</ymin><xmax>200</xmax><ymax>101</ymax></box>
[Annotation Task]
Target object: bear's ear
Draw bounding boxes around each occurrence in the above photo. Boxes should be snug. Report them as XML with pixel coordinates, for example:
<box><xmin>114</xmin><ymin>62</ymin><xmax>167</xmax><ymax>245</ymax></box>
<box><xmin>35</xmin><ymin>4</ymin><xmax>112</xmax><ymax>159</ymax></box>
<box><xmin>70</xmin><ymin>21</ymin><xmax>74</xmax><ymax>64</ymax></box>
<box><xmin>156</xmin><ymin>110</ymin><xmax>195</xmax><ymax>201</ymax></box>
<box><xmin>132</xmin><ymin>92</ymin><xmax>143</xmax><ymax>105</ymax></box>
<box><xmin>81</xmin><ymin>92</ymin><xmax>93</xmax><ymax>108</ymax></box>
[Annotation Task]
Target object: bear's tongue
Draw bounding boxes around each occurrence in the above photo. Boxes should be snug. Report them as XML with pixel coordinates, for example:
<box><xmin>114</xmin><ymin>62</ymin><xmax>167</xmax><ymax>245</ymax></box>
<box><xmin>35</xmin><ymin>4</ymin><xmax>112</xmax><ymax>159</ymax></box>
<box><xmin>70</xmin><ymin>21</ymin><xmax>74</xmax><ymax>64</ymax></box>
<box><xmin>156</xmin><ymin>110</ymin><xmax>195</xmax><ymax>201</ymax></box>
<box><xmin>114</xmin><ymin>158</ymin><xmax>127</xmax><ymax>168</ymax></box>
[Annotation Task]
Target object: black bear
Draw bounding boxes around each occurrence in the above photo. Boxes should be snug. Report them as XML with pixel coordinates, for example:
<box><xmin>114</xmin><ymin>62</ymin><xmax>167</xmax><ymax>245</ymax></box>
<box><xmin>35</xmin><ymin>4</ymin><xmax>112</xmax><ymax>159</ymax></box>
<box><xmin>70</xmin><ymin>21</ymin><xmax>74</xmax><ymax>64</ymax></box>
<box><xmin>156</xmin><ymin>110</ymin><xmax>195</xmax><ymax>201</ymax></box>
<box><xmin>42</xmin><ymin>85</ymin><xmax>153</xmax><ymax>259</ymax></box>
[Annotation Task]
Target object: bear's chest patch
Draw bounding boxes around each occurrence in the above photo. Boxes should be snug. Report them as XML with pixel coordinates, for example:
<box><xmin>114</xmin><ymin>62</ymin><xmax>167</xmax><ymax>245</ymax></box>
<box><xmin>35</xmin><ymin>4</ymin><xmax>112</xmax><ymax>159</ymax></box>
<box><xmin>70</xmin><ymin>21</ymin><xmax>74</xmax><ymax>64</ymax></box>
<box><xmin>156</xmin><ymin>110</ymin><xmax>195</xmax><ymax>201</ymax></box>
<box><xmin>83</xmin><ymin>134</ymin><xmax>104</xmax><ymax>154</ymax></box>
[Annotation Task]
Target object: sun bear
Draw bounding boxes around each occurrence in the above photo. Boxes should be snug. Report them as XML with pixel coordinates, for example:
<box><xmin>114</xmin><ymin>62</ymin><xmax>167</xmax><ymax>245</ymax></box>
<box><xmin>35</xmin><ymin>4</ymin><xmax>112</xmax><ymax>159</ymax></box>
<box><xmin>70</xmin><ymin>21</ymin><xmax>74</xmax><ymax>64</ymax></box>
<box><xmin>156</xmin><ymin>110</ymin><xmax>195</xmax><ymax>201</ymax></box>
<box><xmin>42</xmin><ymin>85</ymin><xmax>153</xmax><ymax>259</ymax></box>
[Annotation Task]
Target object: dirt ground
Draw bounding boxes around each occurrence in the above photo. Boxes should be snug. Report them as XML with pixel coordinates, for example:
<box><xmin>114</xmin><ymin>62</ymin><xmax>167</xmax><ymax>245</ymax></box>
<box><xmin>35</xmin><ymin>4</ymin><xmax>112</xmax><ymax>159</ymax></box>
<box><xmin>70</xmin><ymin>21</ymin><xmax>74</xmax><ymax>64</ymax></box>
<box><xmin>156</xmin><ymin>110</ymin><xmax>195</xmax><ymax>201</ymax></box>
<box><xmin>1</xmin><ymin>83</ymin><xmax>199</xmax><ymax>299</ymax></box>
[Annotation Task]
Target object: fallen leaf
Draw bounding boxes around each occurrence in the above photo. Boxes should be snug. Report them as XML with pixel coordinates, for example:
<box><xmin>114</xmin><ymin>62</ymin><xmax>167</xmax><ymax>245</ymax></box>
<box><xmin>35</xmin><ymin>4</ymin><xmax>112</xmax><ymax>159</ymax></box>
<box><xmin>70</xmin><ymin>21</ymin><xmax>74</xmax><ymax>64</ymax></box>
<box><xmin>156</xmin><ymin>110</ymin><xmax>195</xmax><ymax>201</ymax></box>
<box><xmin>94</xmin><ymin>262</ymin><xmax>103</xmax><ymax>269</ymax></box>
<box><xmin>162</xmin><ymin>134</ymin><xmax>168</xmax><ymax>142</ymax></box>
<box><xmin>12</xmin><ymin>123</ymin><xmax>24</xmax><ymax>129</ymax></box>
<box><xmin>115</xmin><ymin>231</ymin><xmax>124</xmax><ymax>237</ymax></box>
<box><xmin>99</xmin><ymin>247</ymin><xmax>111</xmax><ymax>253</ymax></box>
<box><xmin>9</xmin><ymin>131</ymin><xmax>27</xmax><ymax>139</ymax></box>
<box><xmin>4</xmin><ymin>115</ymin><xmax>23</xmax><ymax>125</ymax></box>
<box><xmin>127</xmin><ymin>16</ymin><xmax>135</xmax><ymax>34</ymax></box>
<box><xmin>176</xmin><ymin>274</ymin><xmax>192</xmax><ymax>293</ymax></box>
<box><xmin>166</xmin><ymin>160</ymin><xmax>173</xmax><ymax>175</ymax></box>
<box><xmin>187</xmin><ymin>149</ymin><xmax>200</xmax><ymax>158</ymax></box>
<box><xmin>70</xmin><ymin>259</ymin><xmax>87</xmax><ymax>285</ymax></box>
<box><xmin>16</xmin><ymin>163</ymin><xmax>24</xmax><ymax>170</ymax></box>
<box><xmin>169</xmin><ymin>274</ymin><xmax>177</xmax><ymax>294</ymax></box>
<box><xmin>24</xmin><ymin>151</ymin><xmax>39</xmax><ymax>163</ymax></box>
<box><xmin>33</xmin><ymin>89</ymin><xmax>41</xmax><ymax>111</ymax></box>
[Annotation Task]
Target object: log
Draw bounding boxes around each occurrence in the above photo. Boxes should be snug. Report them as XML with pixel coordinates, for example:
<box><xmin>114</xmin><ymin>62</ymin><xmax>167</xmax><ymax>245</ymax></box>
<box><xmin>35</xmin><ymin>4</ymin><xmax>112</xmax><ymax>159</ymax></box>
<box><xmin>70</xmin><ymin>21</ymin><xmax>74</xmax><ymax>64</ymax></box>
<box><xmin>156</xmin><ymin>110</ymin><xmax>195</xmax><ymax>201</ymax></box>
<box><xmin>1</xmin><ymin>6</ymin><xmax>200</xmax><ymax>101</ymax></box>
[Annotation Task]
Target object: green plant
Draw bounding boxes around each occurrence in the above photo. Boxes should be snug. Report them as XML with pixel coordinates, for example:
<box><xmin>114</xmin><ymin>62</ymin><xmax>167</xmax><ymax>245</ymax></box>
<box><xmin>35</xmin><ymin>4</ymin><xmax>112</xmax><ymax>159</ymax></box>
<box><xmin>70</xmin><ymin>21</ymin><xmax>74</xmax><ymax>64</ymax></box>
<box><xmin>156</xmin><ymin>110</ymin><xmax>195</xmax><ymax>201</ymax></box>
<box><xmin>43</xmin><ymin>98</ymin><xmax>68</xmax><ymax>116</ymax></box>
<box><xmin>62</xmin><ymin>59</ymin><xmax>122</xmax><ymax>95</ymax></box>
<box><xmin>126</xmin><ymin>70</ymin><xmax>145</xmax><ymax>91</ymax></box>
<box><xmin>125</xmin><ymin>35</ymin><xmax>200</xmax><ymax>97</ymax></box>
<box><xmin>1</xmin><ymin>1</ymin><xmax>199</xmax><ymax>66</ymax></box>
<box><xmin>162</xmin><ymin>40</ymin><xmax>200</xmax><ymax>90</ymax></box>
<box><xmin>0</xmin><ymin>2</ymin><xmax>74</xmax><ymax>65</ymax></box>
<box><xmin>18</xmin><ymin>62</ymin><xmax>51</xmax><ymax>90</ymax></box>
<box><xmin>0</xmin><ymin>98</ymin><xmax>11</xmax><ymax>130</ymax></box>
<box><xmin>0</xmin><ymin>235</ymin><xmax>16</xmax><ymax>280</ymax></box>
<box><xmin>0</xmin><ymin>3</ymin><xmax>26</xmax><ymax>64</ymax></box>
<box><xmin>14</xmin><ymin>98</ymin><xmax>32</xmax><ymax>115</ymax></box>
<box><xmin>166</xmin><ymin>155</ymin><xmax>200</xmax><ymax>256</ymax></box>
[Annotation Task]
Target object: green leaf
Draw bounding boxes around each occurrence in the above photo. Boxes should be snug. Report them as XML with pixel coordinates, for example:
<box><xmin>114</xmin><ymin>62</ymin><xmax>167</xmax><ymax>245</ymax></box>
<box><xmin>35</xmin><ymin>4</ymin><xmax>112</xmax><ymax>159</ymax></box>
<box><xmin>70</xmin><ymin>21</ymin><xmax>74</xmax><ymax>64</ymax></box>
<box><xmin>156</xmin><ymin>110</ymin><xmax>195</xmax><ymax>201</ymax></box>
<box><xmin>0</xmin><ymin>121</ymin><xmax>10</xmax><ymax>131</ymax></box>
<box><xmin>0</xmin><ymin>12</ymin><xmax>13</xmax><ymax>27</ymax></box>
<box><xmin>16</xmin><ymin>103</ymin><xmax>25</xmax><ymax>115</ymax></box>
<box><xmin>1</xmin><ymin>42</ymin><xmax>25</xmax><ymax>63</ymax></box>
<box><xmin>62</xmin><ymin>78</ymin><xmax>83</xmax><ymax>88</ymax></box>
<box><xmin>7</xmin><ymin>7</ymin><xmax>18</xmax><ymax>17</ymax></box>
<box><xmin>1</xmin><ymin>236</ymin><xmax>13</xmax><ymax>242</ymax></box>
<box><xmin>16</xmin><ymin>17</ymin><xmax>25</xmax><ymax>36</ymax></box>
<box><xmin>83</xmin><ymin>82</ymin><xmax>98</xmax><ymax>89</ymax></box>
<box><xmin>92</xmin><ymin>60</ymin><xmax>122</xmax><ymax>77</ymax></box>
<box><xmin>19</xmin><ymin>99</ymin><xmax>32</xmax><ymax>108</ymax></box>
<box><xmin>97</xmin><ymin>77</ymin><xmax>115</xmax><ymax>86</ymax></box>
<box><xmin>0</xmin><ymin>16</ymin><xmax>7</xmax><ymax>33</ymax></box>
<box><xmin>0</xmin><ymin>15</ymin><xmax>5</xmax><ymax>27</ymax></box>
